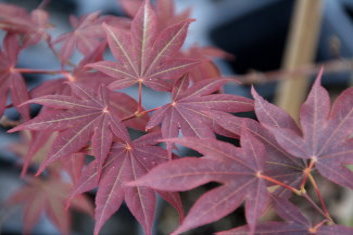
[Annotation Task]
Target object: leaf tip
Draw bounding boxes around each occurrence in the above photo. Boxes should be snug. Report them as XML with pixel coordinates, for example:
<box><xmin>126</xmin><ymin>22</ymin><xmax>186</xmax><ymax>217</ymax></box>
<box><xmin>313</xmin><ymin>66</ymin><xmax>324</xmax><ymax>87</ymax></box>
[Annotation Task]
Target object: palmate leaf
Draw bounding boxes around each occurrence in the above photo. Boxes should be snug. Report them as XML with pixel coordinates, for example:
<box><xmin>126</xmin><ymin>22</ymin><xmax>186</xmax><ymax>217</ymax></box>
<box><xmin>130</xmin><ymin>131</ymin><xmax>270</xmax><ymax>235</ymax></box>
<box><xmin>209</xmin><ymin>112</ymin><xmax>306</xmax><ymax>197</ymax></box>
<box><xmin>7</xmin><ymin>175</ymin><xmax>93</xmax><ymax>235</ymax></box>
<box><xmin>53</xmin><ymin>12</ymin><xmax>129</xmax><ymax>63</ymax></box>
<box><xmin>30</xmin><ymin>41</ymin><xmax>114</xmax><ymax>97</ymax></box>
<box><xmin>217</xmin><ymin>196</ymin><xmax>353</xmax><ymax>235</ymax></box>
<box><xmin>89</xmin><ymin>0</ymin><xmax>199</xmax><ymax>91</ymax></box>
<box><xmin>119</xmin><ymin>0</ymin><xmax>190</xmax><ymax>29</ymax></box>
<box><xmin>0</xmin><ymin>3</ymin><xmax>51</xmax><ymax>46</ymax></box>
<box><xmin>66</xmin><ymin>132</ymin><xmax>184</xmax><ymax>235</ymax></box>
<box><xmin>252</xmin><ymin>70</ymin><xmax>353</xmax><ymax>189</ymax></box>
<box><xmin>184</xmin><ymin>45</ymin><xmax>234</xmax><ymax>82</ymax></box>
<box><xmin>147</xmin><ymin>77</ymin><xmax>254</xmax><ymax>152</ymax></box>
<box><xmin>9</xmin><ymin>83</ymin><xmax>129</xmax><ymax>176</ymax></box>
<box><xmin>0</xmin><ymin>33</ymin><xmax>30</xmax><ymax>120</ymax></box>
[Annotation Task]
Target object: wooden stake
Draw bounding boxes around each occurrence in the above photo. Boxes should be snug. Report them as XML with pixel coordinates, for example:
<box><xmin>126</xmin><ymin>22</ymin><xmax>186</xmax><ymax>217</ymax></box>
<box><xmin>275</xmin><ymin>0</ymin><xmax>323</xmax><ymax>121</ymax></box>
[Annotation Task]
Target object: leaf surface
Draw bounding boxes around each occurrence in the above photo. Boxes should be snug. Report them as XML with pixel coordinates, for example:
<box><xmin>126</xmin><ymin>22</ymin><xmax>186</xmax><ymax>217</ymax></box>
<box><xmin>9</xmin><ymin>83</ymin><xmax>129</xmax><ymax>176</ymax></box>
<box><xmin>252</xmin><ymin>70</ymin><xmax>353</xmax><ymax>189</ymax></box>
<box><xmin>130</xmin><ymin>131</ymin><xmax>270</xmax><ymax>234</ymax></box>
<box><xmin>67</xmin><ymin>132</ymin><xmax>183</xmax><ymax>235</ymax></box>
<box><xmin>7</xmin><ymin>176</ymin><xmax>93</xmax><ymax>235</ymax></box>
<box><xmin>147</xmin><ymin>77</ymin><xmax>254</xmax><ymax>152</ymax></box>
<box><xmin>89</xmin><ymin>1</ymin><xmax>198</xmax><ymax>91</ymax></box>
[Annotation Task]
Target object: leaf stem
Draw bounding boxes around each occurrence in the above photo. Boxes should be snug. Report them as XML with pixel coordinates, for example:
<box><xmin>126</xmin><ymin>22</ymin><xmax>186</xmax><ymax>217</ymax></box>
<box><xmin>15</xmin><ymin>68</ymin><xmax>69</xmax><ymax>75</ymax></box>
<box><xmin>121</xmin><ymin>106</ymin><xmax>161</xmax><ymax>122</ymax></box>
<box><xmin>258</xmin><ymin>173</ymin><xmax>302</xmax><ymax>195</ymax></box>
<box><xmin>302</xmin><ymin>192</ymin><xmax>333</xmax><ymax>222</ymax></box>
<box><xmin>308</xmin><ymin>173</ymin><xmax>332</xmax><ymax>221</ymax></box>
<box><xmin>309</xmin><ymin>219</ymin><xmax>330</xmax><ymax>233</ymax></box>
<box><xmin>299</xmin><ymin>158</ymin><xmax>316</xmax><ymax>190</ymax></box>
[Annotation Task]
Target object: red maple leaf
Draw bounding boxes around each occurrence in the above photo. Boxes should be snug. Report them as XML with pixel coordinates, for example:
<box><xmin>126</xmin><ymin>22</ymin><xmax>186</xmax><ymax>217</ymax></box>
<box><xmin>146</xmin><ymin>77</ymin><xmax>253</xmax><ymax>152</ymax></box>
<box><xmin>0</xmin><ymin>3</ymin><xmax>51</xmax><ymax>46</ymax></box>
<box><xmin>53</xmin><ymin>12</ymin><xmax>129</xmax><ymax>63</ymax></box>
<box><xmin>217</xmin><ymin>196</ymin><xmax>353</xmax><ymax>235</ymax></box>
<box><xmin>184</xmin><ymin>45</ymin><xmax>234</xmax><ymax>82</ymax></box>
<box><xmin>9</xmin><ymin>83</ymin><xmax>129</xmax><ymax>176</ymax></box>
<box><xmin>119</xmin><ymin>0</ymin><xmax>190</xmax><ymax>29</ymax></box>
<box><xmin>89</xmin><ymin>1</ymin><xmax>199</xmax><ymax>91</ymax></box>
<box><xmin>252</xmin><ymin>70</ymin><xmax>353</xmax><ymax>189</ymax></box>
<box><xmin>30</xmin><ymin>41</ymin><xmax>114</xmax><ymax>97</ymax></box>
<box><xmin>209</xmin><ymin>112</ymin><xmax>306</xmax><ymax>197</ymax></box>
<box><xmin>7</xmin><ymin>174</ymin><xmax>93</xmax><ymax>235</ymax></box>
<box><xmin>130</xmin><ymin>130</ymin><xmax>271</xmax><ymax>234</ymax></box>
<box><xmin>66</xmin><ymin>132</ymin><xmax>184</xmax><ymax>235</ymax></box>
<box><xmin>0</xmin><ymin>33</ymin><xmax>30</xmax><ymax>120</ymax></box>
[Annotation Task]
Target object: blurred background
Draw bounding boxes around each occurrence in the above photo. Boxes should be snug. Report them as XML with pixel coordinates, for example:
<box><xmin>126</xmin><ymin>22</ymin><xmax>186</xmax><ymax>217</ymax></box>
<box><xmin>0</xmin><ymin>0</ymin><xmax>353</xmax><ymax>234</ymax></box>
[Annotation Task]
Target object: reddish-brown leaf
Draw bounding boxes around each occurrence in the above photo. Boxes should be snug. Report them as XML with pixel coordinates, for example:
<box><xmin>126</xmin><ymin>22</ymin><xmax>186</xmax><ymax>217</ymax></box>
<box><xmin>217</xmin><ymin>197</ymin><xmax>353</xmax><ymax>235</ymax></box>
<box><xmin>253</xmin><ymin>70</ymin><xmax>353</xmax><ymax>189</ymax></box>
<box><xmin>9</xmin><ymin>83</ymin><xmax>129</xmax><ymax>176</ymax></box>
<box><xmin>7</xmin><ymin>175</ymin><xmax>93</xmax><ymax>235</ymax></box>
<box><xmin>0</xmin><ymin>33</ymin><xmax>30</xmax><ymax>119</ymax></box>
<box><xmin>130</xmin><ymin>131</ymin><xmax>270</xmax><ymax>234</ymax></box>
<box><xmin>67</xmin><ymin>132</ymin><xmax>184</xmax><ymax>235</ymax></box>
<box><xmin>147</xmin><ymin>77</ymin><xmax>253</xmax><ymax>152</ymax></box>
<box><xmin>89</xmin><ymin>1</ymin><xmax>198</xmax><ymax>91</ymax></box>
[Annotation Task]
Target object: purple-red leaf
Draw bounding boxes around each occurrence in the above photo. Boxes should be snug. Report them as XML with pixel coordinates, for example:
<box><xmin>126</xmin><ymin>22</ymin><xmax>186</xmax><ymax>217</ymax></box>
<box><xmin>9</xmin><ymin>84</ymin><xmax>129</xmax><ymax>176</ymax></box>
<box><xmin>253</xmin><ymin>71</ymin><xmax>353</xmax><ymax>189</ymax></box>
<box><xmin>130</xmin><ymin>131</ymin><xmax>269</xmax><ymax>234</ymax></box>
<box><xmin>7</xmin><ymin>176</ymin><xmax>93</xmax><ymax>235</ymax></box>
<box><xmin>147</xmin><ymin>77</ymin><xmax>253</xmax><ymax>152</ymax></box>
<box><xmin>89</xmin><ymin>2</ymin><xmax>198</xmax><ymax>91</ymax></box>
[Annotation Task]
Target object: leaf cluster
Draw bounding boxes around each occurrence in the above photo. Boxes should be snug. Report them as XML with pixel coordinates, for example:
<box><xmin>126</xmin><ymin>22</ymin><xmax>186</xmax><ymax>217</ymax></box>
<box><xmin>0</xmin><ymin>0</ymin><xmax>352</xmax><ymax>235</ymax></box>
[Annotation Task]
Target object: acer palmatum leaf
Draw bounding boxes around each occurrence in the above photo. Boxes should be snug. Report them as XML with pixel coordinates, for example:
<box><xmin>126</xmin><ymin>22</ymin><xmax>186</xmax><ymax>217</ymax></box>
<box><xmin>9</xmin><ymin>83</ymin><xmax>129</xmax><ymax>177</ymax></box>
<box><xmin>252</xmin><ymin>70</ymin><xmax>353</xmax><ymax>189</ymax></box>
<box><xmin>130</xmin><ymin>131</ymin><xmax>270</xmax><ymax>235</ymax></box>
<box><xmin>0</xmin><ymin>4</ymin><xmax>50</xmax><ymax>46</ymax></box>
<box><xmin>89</xmin><ymin>1</ymin><xmax>199</xmax><ymax>91</ymax></box>
<box><xmin>66</xmin><ymin>132</ymin><xmax>183</xmax><ymax>235</ymax></box>
<box><xmin>147</xmin><ymin>77</ymin><xmax>254</xmax><ymax>152</ymax></box>
<box><xmin>217</xmin><ymin>196</ymin><xmax>353</xmax><ymax>235</ymax></box>
<box><xmin>53</xmin><ymin>12</ymin><xmax>128</xmax><ymax>63</ymax></box>
<box><xmin>8</xmin><ymin>130</ymin><xmax>56</xmax><ymax>177</ymax></box>
<box><xmin>119</xmin><ymin>0</ymin><xmax>190</xmax><ymax>29</ymax></box>
<box><xmin>7</xmin><ymin>175</ymin><xmax>93</xmax><ymax>235</ymax></box>
<box><xmin>209</xmin><ymin>111</ymin><xmax>306</xmax><ymax>197</ymax></box>
<box><xmin>30</xmin><ymin>41</ymin><xmax>114</xmax><ymax>97</ymax></box>
<box><xmin>216</xmin><ymin>222</ymin><xmax>353</xmax><ymax>235</ymax></box>
<box><xmin>0</xmin><ymin>33</ymin><xmax>30</xmax><ymax>120</ymax></box>
<box><xmin>184</xmin><ymin>45</ymin><xmax>234</xmax><ymax>82</ymax></box>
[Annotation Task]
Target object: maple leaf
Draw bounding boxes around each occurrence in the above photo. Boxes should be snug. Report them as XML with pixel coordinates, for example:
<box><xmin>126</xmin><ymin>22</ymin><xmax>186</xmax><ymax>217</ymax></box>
<box><xmin>209</xmin><ymin>111</ymin><xmax>306</xmax><ymax>197</ymax></box>
<box><xmin>89</xmin><ymin>1</ymin><xmax>199</xmax><ymax>91</ymax></box>
<box><xmin>0</xmin><ymin>33</ymin><xmax>30</xmax><ymax>120</ymax></box>
<box><xmin>130</xmin><ymin>131</ymin><xmax>271</xmax><ymax>235</ymax></box>
<box><xmin>8</xmin><ymin>130</ymin><xmax>57</xmax><ymax>176</ymax></box>
<box><xmin>217</xmin><ymin>196</ymin><xmax>353</xmax><ymax>235</ymax></box>
<box><xmin>119</xmin><ymin>0</ymin><xmax>190</xmax><ymax>29</ymax></box>
<box><xmin>0</xmin><ymin>3</ymin><xmax>51</xmax><ymax>46</ymax></box>
<box><xmin>7</xmin><ymin>175</ymin><xmax>93</xmax><ymax>235</ymax></box>
<box><xmin>184</xmin><ymin>45</ymin><xmax>234</xmax><ymax>82</ymax></box>
<box><xmin>65</xmin><ymin>132</ymin><xmax>184</xmax><ymax>235</ymax></box>
<box><xmin>9</xmin><ymin>83</ymin><xmax>129</xmax><ymax>176</ymax></box>
<box><xmin>30</xmin><ymin>41</ymin><xmax>113</xmax><ymax>97</ymax></box>
<box><xmin>252</xmin><ymin>70</ymin><xmax>353</xmax><ymax>189</ymax></box>
<box><xmin>53</xmin><ymin>12</ymin><xmax>129</xmax><ymax>63</ymax></box>
<box><xmin>146</xmin><ymin>77</ymin><xmax>254</xmax><ymax>152</ymax></box>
